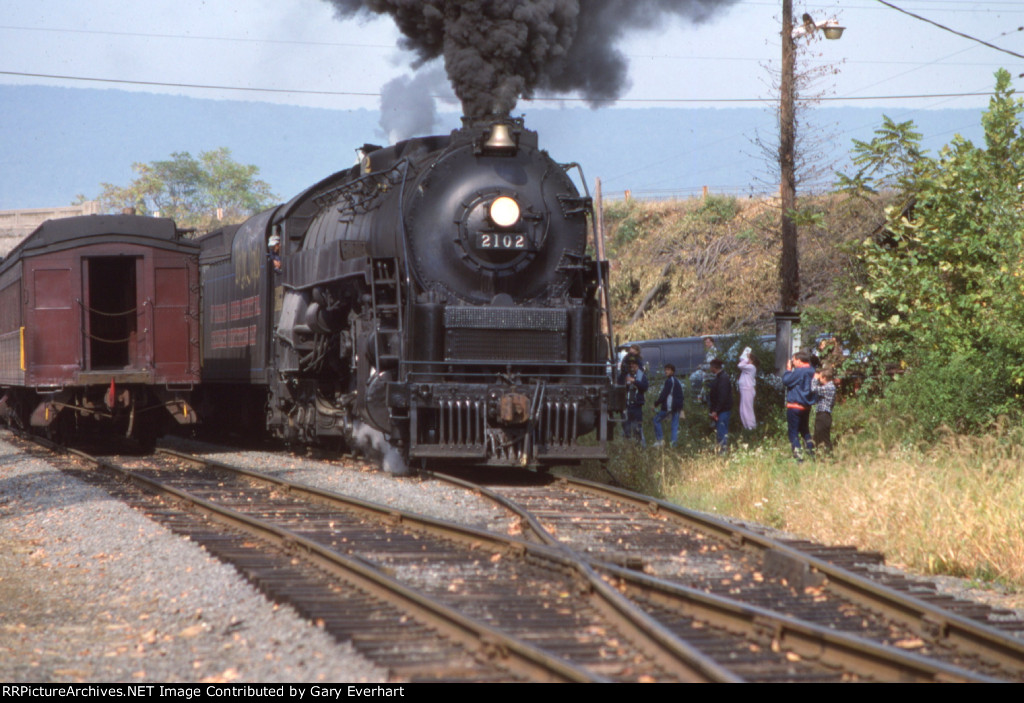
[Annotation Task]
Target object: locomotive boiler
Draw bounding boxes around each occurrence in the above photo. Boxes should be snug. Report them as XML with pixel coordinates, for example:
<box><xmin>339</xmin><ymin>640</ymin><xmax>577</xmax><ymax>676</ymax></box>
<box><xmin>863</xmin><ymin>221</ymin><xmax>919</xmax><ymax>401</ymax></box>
<box><xmin>199</xmin><ymin>117</ymin><xmax>620</xmax><ymax>469</ymax></box>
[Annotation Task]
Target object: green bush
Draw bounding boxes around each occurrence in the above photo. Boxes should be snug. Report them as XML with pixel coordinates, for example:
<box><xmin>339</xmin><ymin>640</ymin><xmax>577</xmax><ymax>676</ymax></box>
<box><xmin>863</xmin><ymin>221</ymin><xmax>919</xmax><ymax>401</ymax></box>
<box><xmin>604</xmin><ymin>199</ymin><xmax>653</xmax><ymax>248</ymax></box>
<box><xmin>822</xmin><ymin>71</ymin><xmax>1024</xmax><ymax>436</ymax></box>
<box><xmin>882</xmin><ymin>351</ymin><xmax>1021</xmax><ymax>442</ymax></box>
<box><xmin>614</xmin><ymin>216</ymin><xmax>644</xmax><ymax>247</ymax></box>
<box><xmin>696</xmin><ymin>194</ymin><xmax>739</xmax><ymax>224</ymax></box>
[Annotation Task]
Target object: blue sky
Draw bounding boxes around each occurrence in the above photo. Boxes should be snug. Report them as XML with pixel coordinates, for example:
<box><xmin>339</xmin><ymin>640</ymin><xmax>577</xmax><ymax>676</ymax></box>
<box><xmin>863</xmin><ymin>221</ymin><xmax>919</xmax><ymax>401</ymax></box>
<box><xmin>1</xmin><ymin>1</ymin><xmax>1020</xmax><ymax>206</ymax></box>
<box><xmin>1</xmin><ymin>0</ymin><xmax>1020</xmax><ymax>113</ymax></box>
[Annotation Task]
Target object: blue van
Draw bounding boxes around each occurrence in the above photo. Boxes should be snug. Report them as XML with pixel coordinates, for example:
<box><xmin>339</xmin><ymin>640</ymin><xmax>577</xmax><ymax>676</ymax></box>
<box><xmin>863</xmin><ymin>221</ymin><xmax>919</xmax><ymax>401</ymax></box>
<box><xmin>617</xmin><ymin>334</ymin><xmax>775</xmax><ymax>377</ymax></box>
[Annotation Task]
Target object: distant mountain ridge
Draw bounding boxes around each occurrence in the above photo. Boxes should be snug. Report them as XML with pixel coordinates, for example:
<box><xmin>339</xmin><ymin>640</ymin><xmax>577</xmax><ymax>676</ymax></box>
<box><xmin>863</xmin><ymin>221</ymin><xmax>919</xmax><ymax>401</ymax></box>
<box><xmin>0</xmin><ymin>85</ymin><xmax>984</xmax><ymax>210</ymax></box>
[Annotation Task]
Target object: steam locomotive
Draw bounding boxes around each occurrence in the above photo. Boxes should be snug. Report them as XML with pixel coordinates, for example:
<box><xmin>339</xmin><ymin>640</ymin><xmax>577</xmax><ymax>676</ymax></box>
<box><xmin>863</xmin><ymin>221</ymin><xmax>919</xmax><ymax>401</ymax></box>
<box><xmin>198</xmin><ymin>117</ymin><xmax>620</xmax><ymax>470</ymax></box>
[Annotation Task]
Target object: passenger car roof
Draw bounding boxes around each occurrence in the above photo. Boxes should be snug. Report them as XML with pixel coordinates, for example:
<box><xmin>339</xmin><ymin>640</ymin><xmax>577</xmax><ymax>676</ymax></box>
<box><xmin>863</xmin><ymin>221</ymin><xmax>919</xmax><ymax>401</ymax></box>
<box><xmin>2</xmin><ymin>215</ymin><xmax>195</xmax><ymax>271</ymax></box>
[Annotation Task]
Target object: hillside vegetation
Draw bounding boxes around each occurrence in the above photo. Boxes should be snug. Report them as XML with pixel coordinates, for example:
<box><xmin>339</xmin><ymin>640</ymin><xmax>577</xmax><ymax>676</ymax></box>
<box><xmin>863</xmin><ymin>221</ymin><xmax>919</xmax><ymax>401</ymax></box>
<box><xmin>603</xmin><ymin>192</ymin><xmax>882</xmax><ymax>342</ymax></box>
<box><xmin>586</xmin><ymin>71</ymin><xmax>1024</xmax><ymax>592</ymax></box>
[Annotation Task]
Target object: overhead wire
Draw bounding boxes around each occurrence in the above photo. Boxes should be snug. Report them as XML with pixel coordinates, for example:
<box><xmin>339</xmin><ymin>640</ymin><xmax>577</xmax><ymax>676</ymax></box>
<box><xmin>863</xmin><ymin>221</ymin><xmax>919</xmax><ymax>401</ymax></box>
<box><xmin>0</xmin><ymin>69</ymin><xmax>998</xmax><ymax>104</ymax></box>
<box><xmin>0</xmin><ymin>24</ymin><xmax>395</xmax><ymax>49</ymax></box>
<box><xmin>871</xmin><ymin>0</ymin><xmax>1024</xmax><ymax>61</ymax></box>
<box><xmin>2</xmin><ymin>3</ymin><xmax>1017</xmax><ymax>196</ymax></box>
<box><xmin>604</xmin><ymin>3</ymin><xmax>1022</xmax><ymax>192</ymax></box>
<box><xmin>0</xmin><ymin>70</ymin><xmax>381</xmax><ymax>98</ymax></box>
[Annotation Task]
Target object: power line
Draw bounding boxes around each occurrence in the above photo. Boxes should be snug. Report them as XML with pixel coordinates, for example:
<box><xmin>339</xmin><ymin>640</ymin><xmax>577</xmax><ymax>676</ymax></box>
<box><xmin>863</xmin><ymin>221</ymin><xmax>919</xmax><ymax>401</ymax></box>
<box><xmin>527</xmin><ymin>93</ymin><xmax>995</xmax><ymax>104</ymax></box>
<box><xmin>2</xmin><ymin>23</ymin><xmax>1013</xmax><ymax>69</ymax></box>
<box><xmin>0</xmin><ymin>24</ymin><xmax>394</xmax><ymax>50</ymax></box>
<box><xmin>873</xmin><ymin>0</ymin><xmax>1024</xmax><ymax>61</ymax></box>
<box><xmin>0</xmin><ymin>70</ymin><xmax>380</xmax><ymax>98</ymax></box>
<box><xmin>1</xmin><ymin>23</ymin><xmax>1011</xmax><ymax>65</ymax></box>
<box><xmin>0</xmin><ymin>69</ymin><xmax>996</xmax><ymax>104</ymax></box>
<box><xmin>744</xmin><ymin>0</ymin><xmax>1024</xmax><ymax>9</ymax></box>
<box><xmin>838</xmin><ymin>28</ymin><xmax>1013</xmax><ymax>99</ymax></box>
<box><xmin>629</xmin><ymin>54</ymin><xmax>1007</xmax><ymax>67</ymax></box>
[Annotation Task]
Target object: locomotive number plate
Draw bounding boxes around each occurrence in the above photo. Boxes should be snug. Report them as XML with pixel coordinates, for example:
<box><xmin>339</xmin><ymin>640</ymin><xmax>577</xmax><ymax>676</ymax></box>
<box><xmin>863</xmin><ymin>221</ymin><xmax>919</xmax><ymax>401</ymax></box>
<box><xmin>477</xmin><ymin>233</ymin><xmax>529</xmax><ymax>250</ymax></box>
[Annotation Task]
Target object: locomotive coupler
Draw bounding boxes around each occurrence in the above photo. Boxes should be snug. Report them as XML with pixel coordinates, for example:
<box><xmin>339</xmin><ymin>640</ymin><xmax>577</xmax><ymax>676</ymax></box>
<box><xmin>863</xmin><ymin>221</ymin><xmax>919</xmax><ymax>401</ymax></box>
<box><xmin>497</xmin><ymin>393</ymin><xmax>530</xmax><ymax>425</ymax></box>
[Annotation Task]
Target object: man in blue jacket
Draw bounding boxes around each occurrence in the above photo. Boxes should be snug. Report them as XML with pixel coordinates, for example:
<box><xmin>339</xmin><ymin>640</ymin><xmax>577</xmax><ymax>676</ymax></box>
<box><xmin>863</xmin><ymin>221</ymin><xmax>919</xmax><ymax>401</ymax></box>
<box><xmin>653</xmin><ymin>363</ymin><xmax>684</xmax><ymax>448</ymax></box>
<box><xmin>782</xmin><ymin>351</ymin><xmax>817</xmax><ymax>461</ymax></box>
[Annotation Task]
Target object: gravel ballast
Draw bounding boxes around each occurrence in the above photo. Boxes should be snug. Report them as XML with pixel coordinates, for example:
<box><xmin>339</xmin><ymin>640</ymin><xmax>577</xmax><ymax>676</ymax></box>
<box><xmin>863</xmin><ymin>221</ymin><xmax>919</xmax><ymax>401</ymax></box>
<box><xmin>2</xmin><ymin>433</ymin><xmax>1021</xmax><ymax>683</ymax></box>
<box><xmin>0</xmin><ymin>437</ymin><xmax>386</xmax><ymax>683</ymax></box>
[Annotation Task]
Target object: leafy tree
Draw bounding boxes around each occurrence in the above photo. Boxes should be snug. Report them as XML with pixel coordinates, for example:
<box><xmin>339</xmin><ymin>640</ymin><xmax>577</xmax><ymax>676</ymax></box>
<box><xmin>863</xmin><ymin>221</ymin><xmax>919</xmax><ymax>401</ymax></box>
<box><xmin>838</xmin><ymin>70</ymin><xmax>1024</xmax><ymax>436</ymax></box>
<box><xmin>834</xmin><ymin>115</ymin><xmax>925</xmax><ymax>205</ymax></box>
<box><xmin>200</xmin><ymin>148</ymin><xmax>279</xmax><ymax>224</ymax></box>
<box><xmin>97</xmin><ymin>148</ymin><xmax>277</xmax><ymax>232</ymax></box>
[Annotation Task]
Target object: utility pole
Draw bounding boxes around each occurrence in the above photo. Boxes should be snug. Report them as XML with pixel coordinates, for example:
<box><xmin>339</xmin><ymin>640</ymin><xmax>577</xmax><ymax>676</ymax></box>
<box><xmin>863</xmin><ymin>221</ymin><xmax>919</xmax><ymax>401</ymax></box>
<box><xmin>774</xmin><ymin>0</ymin><xmax>799</xmax><ymax>375</ymax></box>
<box><xmin>773</xmin><ymin>2</ymin><xmax>844</xmax><ymax>374</ymax></box>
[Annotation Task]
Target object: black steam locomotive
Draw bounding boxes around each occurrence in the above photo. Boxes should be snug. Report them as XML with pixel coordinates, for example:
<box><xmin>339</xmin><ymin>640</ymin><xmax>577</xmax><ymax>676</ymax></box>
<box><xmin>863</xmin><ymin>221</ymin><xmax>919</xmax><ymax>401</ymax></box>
<box><xmin>199</xmin><ymin>117</ymin><xmax>619</xmax><ymax>470</ymax></box>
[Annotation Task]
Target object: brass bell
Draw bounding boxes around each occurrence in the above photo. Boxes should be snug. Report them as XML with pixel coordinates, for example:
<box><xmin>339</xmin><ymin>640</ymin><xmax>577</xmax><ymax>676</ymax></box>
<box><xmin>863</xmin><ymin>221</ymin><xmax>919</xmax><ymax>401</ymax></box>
<box><xmin>484</xmin><ymin>123</ymin><xmax>516</xmax><ymax>151</ymax></box>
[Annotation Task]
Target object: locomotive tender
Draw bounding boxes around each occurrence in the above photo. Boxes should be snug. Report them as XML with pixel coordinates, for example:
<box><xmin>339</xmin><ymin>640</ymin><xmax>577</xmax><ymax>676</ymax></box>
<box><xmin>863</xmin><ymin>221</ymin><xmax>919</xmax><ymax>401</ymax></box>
<box><xmin>200</xmin><ymin>117</ymin><xmax>620</xmax><ymax>469</ymax></box>
<box><xmin>0</xmin><ymin>215</ymin><xmax>200</xmax><ymax>445</ymax></box>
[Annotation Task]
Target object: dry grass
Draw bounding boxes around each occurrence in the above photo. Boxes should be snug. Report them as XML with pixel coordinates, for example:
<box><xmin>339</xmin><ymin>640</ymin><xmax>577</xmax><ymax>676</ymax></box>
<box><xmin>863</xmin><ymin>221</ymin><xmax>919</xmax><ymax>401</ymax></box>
<box><xmin>603</xmin><ymin>193</ymin><xmax>879</xmax><ymax>340</ymax></box>
<box><xmin>657</xmin><ymin>425</ymin><xmax>1024</xmax><ymax>588</ymax></box>
<box><xmin>595</xmin><ymin>193</ymin><xmax>1022</xmax><ymax>590</ymax></box>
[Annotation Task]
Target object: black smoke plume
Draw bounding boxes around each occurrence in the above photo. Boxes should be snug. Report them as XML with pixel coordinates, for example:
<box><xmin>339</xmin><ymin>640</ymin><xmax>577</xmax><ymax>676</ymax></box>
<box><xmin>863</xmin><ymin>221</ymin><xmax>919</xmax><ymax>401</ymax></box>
<box><xmin>378</xmin><ymin>64</ymin><xmax>450</xmax><ymax>143</ymax></box>
<box><xmin>323</xmin><ymin>0</ymin><xmax>739</xmax><ymax>118</ymax></box>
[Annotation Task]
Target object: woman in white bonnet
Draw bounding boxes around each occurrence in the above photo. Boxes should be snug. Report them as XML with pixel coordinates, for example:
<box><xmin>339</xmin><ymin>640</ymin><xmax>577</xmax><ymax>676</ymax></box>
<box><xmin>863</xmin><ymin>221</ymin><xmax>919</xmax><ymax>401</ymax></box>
<box><xmin>737</xmin><ymin>347</ymin><xmax>757</xmax><ymax>430</ymax></box>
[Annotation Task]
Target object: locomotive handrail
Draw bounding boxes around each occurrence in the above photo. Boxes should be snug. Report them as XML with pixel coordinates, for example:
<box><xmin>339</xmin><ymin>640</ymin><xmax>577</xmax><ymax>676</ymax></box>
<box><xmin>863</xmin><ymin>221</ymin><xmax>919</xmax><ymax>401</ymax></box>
<box><xmin>396</xmin><ymin>158</ymin><xmax>414</xmax><ymax>293</ymax></box>
<box><xmin>405</xmin><ymin>359</ymin><xmax>609</xmax><ymax>366</ymax></box>
<box><xmin>404</xmin><ymin>367</ymin><xmax>609</xmax><ymax>375</ymax></box>
<box><xmin>404</xmin><ymin>360</ymin><xmax>610</xmax><ymax>376</ymax></box>
<box><xmin>562</xmin><ymin>162</ymin><xmax>616</xmax><ymax>367</ymax></box>
<box><xmin>404</xmin><ymin>371</ymin><xmax>612</xmax><ymax>386</ymax></box>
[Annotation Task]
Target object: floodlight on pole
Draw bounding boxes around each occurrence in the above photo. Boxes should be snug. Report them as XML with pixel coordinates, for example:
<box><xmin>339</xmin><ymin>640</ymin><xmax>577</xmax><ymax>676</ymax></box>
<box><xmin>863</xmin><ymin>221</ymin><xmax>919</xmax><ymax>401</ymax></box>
<box><xmin>791</xmin><ymin>15</ymin><xmax>845</xmax><ymax>40</ymax></box>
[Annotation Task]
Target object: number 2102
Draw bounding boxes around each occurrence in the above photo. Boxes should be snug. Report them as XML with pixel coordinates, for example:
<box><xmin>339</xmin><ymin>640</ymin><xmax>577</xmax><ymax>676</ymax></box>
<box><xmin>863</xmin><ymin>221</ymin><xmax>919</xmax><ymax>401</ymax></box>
<box><xmin>478</xmin><ymin>233</ymin><xmax>526</xmax><ymax>250</ymax></box>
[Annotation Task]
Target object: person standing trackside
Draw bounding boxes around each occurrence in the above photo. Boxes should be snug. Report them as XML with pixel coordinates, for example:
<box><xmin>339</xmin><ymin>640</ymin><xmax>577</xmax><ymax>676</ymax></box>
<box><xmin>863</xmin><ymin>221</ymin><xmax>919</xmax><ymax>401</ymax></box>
<box><xmin>690</xmin><ymin>336</ymin><xmax>718</xmax><ymax>401</ymax></box>
<box><xmin>708</xmin><ymin>358</ymin><xmax>732</xmax><ymax>454</ymax></box>
<box><xmin>737</xmin><ymin>347</ymin><xmax>757</xmax><ymax>431</ymax></box>
<box><xmin>782</xmin><ymin>351</ymin><xmax>817</xmax><ymax>461</ymax></box>
<box><xmin>652</xmin><ymin>363</ymin><xmax>684</xmax><ymax>447</ymax></box>
<box><xmin>812</xmin><ymin>366</ymin><xmax>837</xmax><ymax>455</ymax></box>
<box><xmin>620</xmin><ymin>344</ymin><xmax>645</xmax><ymax>376</ymax></box>
<box><xmin>618</xmin><ymin>358</ymin><xmax>649</xmax><ymax>446</ymax></box>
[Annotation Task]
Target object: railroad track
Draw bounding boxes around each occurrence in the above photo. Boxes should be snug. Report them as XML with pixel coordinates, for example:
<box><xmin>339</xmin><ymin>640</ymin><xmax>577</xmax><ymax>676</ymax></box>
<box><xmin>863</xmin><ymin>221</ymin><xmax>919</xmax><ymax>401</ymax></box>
<box><xmin>22</xmin><ymin>435</ymin><xmax>1023</xmax><ymax>682</ymax></box>
<box><xmin>36</xmin><ymin>443</ymin><xmax>726</xmax><ymax>682</ymax></box>
<box><xmin>425</xmin><ymin>470</ymin><xmax>1024</xmax><ymax>682</ymax></box>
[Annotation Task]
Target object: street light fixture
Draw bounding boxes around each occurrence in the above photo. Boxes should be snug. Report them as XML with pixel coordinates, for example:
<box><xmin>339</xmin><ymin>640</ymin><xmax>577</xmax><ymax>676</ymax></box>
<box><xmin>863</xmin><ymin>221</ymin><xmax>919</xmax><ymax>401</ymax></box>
<box><xmin>822</xmin><ymin>21</ymin><xmax>846</xmax><ymax>41</ymax></box>
<box><xmin>792</xmin><ymin>15</ymin><xmax>846</xmax><ymax>40</ymax></box>
<box><xmin>773</xmin><ymin>2</ymin><xmax>844</xmax><ymax>375</ymax></box>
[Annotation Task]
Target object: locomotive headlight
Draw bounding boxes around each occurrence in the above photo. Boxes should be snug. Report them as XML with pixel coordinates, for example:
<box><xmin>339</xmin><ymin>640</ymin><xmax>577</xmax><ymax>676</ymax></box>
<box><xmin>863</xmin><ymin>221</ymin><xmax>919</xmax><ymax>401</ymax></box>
<box><xmin>489</xmin><ymin>196</ymin><xmax>520</xmax><ymax>228</ymax></box>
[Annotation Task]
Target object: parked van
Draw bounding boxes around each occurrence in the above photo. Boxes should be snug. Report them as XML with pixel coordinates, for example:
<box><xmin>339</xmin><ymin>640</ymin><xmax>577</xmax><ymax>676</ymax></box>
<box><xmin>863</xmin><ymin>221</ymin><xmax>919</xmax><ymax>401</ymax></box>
<box><xmin>617</xmin><ymin>334</ymin><xmax>775</xmax><ymax>377</ymax></box>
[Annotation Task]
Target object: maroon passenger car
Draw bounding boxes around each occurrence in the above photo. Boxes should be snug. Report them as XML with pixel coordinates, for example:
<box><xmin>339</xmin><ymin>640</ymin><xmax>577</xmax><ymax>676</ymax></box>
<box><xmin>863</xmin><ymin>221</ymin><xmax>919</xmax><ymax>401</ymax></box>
<box><xmin>0</xmin><ymin>214</ymin><xmax>200</xmax><ymax>445</ymax></box>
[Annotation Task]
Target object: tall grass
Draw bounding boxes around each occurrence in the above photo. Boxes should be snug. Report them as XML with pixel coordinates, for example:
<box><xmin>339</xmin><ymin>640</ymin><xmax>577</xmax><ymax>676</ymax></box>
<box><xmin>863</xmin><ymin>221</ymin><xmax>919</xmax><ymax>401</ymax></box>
<box><xmin>582</xmin><ymin>399</ymin><xmax>1024</xmax><ymax>590</ymax></box>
